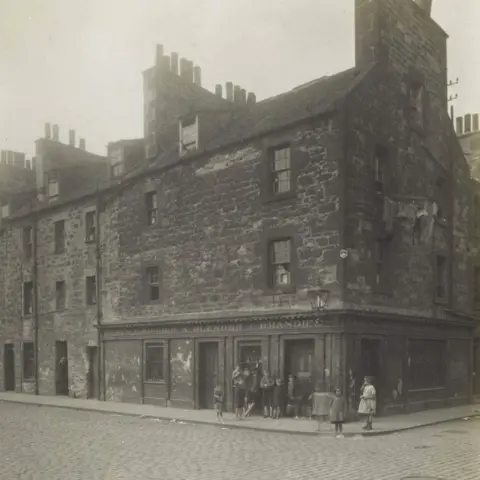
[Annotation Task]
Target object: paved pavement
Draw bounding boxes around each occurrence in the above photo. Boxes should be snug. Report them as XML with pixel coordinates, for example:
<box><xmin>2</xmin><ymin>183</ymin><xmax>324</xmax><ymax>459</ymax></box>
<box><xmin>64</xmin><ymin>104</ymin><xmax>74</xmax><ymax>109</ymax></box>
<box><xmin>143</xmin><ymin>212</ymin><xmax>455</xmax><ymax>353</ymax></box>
<box><xmin>0</xmin><ymin>403</ymin><xmax>479</xmax><ymax>480</ymax></box>
<box><xmin>1</xmin><ymin>392</ymin><xmax>479</xmax><ymax>436</ymax></box>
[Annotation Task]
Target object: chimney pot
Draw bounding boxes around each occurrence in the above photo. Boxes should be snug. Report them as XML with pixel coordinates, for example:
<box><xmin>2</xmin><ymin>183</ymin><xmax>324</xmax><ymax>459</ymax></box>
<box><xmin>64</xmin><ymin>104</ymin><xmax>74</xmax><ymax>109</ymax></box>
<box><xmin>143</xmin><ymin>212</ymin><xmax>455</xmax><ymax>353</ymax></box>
<box><xmin>155</xmin><ymin>44</ymin><xmax>164</xmax><ymax>66</ymax></box>
<box><xmin>215</xmin><ymin>84</ymin><xmax>223</xmax><ymax>97</ymax></box>
<box><xmin>455</xmin><ymin>116</ymin><xmax>463</xmax><ymax>135</ymax></box>
<box><xmin>69</xmin><ymin>129</ymin><xmax>75</xmax><ymax>147</ymax></box>
<box><xmin>193</xmin><ymin>66</ymin><xmax>202</xmax><ymax>86</ymax></box>
<box><xmin>473</xmin><ymin>114</ymin><xmax>479</xmax><ymax>132</ymax></box>
<box><xmin>465</xmin><ymin>114</ymin><xmax>472</xmax><ymax>133</ymax></box>
<box><xmin>233</xmin><ymin>85</ymin><xmax>241</xmax><ymax>103</ymax></box>
<box><xmin>170</xmin><ymin>52</ymin><xmax>179</xmax><ymax>74</ymax></box>
<box><xmin>52</xmin><ymin>125</ymin><xmax>59</xmax><ymax>141</ymax></box>
<box><xmin>45</xmin><ymin>122</ymin><xmax>51</xmax><ymax>139</ymax></box>
<box><xmin>79</xmin><ymin>138</ymin><xmax>86</xmax><ymax>150</ymax></box>
<box><xmin>247</xmin><ymin>92</ymin><xmax>256</xmax><ymax>105</ymax></box>
<box><xmin>226</xmin><ymin>82</ymin><xmax>234</xmax><ymax>102</ymax></box>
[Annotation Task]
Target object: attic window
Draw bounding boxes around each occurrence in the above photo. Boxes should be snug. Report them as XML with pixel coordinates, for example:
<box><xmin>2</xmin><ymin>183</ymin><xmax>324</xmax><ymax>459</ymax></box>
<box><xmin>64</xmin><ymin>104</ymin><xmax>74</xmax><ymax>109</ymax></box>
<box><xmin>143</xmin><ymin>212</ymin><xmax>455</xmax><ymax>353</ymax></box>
<box><xmin>179</xmin><ymin>116</ymin><xmax>198</xmax><ymax>156</ymax></box>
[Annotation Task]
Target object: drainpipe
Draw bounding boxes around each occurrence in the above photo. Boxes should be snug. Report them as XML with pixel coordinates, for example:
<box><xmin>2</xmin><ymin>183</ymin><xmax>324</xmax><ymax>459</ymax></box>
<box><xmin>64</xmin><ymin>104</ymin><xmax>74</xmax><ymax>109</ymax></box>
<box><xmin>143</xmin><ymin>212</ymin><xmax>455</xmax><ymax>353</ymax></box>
<box><xmin>95</xmin><ymin>188</ymin><xmax>103</xmax><ymax>400</ymax></box>
<box><xmin>33</xmin><ymin>217</ymin><xmax>39</xmax><ymax>395</ymax></box>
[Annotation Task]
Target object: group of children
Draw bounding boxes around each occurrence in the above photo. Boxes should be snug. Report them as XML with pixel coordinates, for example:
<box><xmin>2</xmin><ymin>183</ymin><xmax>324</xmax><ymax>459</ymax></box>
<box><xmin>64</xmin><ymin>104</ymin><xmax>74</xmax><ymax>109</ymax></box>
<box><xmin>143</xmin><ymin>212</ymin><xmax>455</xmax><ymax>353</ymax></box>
<box><xmin>214</xmin><ymin>364</ymin><xmax>377</xmax><ymax>433</ymax></box>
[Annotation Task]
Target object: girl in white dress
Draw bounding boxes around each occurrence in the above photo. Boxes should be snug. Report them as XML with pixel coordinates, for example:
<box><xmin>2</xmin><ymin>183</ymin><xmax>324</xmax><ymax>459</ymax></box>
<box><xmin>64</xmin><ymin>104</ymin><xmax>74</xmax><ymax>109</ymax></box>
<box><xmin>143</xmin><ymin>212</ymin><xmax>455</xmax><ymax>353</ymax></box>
<box><xmin>358</xmin><ymin>376</ymin><xmax>376</xmax><ymax>430</ymax></box>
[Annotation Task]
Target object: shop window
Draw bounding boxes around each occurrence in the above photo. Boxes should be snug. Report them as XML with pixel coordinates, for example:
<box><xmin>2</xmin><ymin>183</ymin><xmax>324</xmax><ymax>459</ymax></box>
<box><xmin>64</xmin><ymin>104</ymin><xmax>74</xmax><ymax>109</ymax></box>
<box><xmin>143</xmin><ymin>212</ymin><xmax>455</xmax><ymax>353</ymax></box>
<box><xmin>146</xmin><ymin>266</ymin><xmax>160</xmax><ymax>301</ymax></box>
<box><xmin>54</xmin><ymin>220</ymin><xmax>65</xmax><ymax>254</ymax></box>
<box><xmin>408</xmin><ymin>340</ymin><xmax>445</xmax><ymax>390</ymax></box>
<box><xmin>86</xmin><ymin>275</ymin><xmax>96</xmax><ymax>305</ymax></box>
<box><xmin>145</xmin><ymin>191</ymin><xmax>158</xmax><ymax>226</ymax></box>
<box><xmin>22</xmin><ymin>342</ymin><xmax>35</xmax><ymax>380</ymax></box>
<box><xmin>435</xmin><ymin>255</ymin><xmax>447</xmax><ymax>300</ymax></box>
<box><xmin>238</xmin><ymin>343</ymin><xmax>262</xmax><ymax>371</ymax></box>
<box><xmin>85</xmin><ymin>211</ymin><xmax>96</xmax><ymax>242</ymax></box>
<box><xmin>271</xmin><ymin>146</ymin><xmax>291</xmax><ymax>194</ymax></box>
<box><xmin>145</xmin><ymin>343</ymin><xmax>164</xmax><ymax>382</ymax></box>
<box><xmin>269</xmin><ymin>239</ymin><xmax>291</xmax><ymax>287</ymax></box>
<box><xmin>23</xmin><ymin>281</ymin><xmax>33</xmax><ymax>315</ymax></box>
<box><xmin>56</xmin><ymin>280</ymin><xmax>66</xmax><ymax>310</ymax></box>
<box><xmin>23</xmin><ymin>226</ymin><xmax>33</xmax><ymax>260</ymax></box>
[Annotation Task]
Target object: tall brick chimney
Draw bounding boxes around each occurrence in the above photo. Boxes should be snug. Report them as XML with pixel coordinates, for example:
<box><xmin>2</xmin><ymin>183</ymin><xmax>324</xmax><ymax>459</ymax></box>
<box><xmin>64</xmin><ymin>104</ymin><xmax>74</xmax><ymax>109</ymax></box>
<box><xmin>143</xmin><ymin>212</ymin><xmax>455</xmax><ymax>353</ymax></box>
<box><xmin>226</xmin><ymin>82</ymin><xmax>234</xmax><ymax>102</ymax></box>
<box><xmin>52</xmin><ymin>125</ymin><xmax>59</xmax><ymax>141</ymax></box>
<box><xmin>193</xmin><ymin>66</ymin><xmax>202</xmax><ymax>86</ymax></box>
<box><xmin>69</xmin><ymin>129</ymin><xmax>75</xmax><ymax>147</ymax></box>
<box><xmin>170</xmin><ymin>52</ymin><xmax>179</xmax><ymax>74</ymax></box>
<box><xmin>45</xmin><ymin>122</ymin><xmax>51</xmax><ymax>139</ymax></box>
<box><xmin>215</xmin><ymin>84</ymin><xmax>223</xmax><ymax>98</ymax></box>
<box><xmin>79</xmin><ymin>138</ymin><xmax>86</xmax><ymax>150</ymax></box>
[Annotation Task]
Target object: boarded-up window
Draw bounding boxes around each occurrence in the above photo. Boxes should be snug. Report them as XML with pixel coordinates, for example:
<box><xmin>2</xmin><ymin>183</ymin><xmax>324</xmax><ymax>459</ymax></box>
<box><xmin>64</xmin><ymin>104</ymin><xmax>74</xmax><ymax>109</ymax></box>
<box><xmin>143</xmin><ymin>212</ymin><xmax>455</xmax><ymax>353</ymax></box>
<box><xmin>145</xmin><ymin>343</ymin><xmax>164</xmax><ymax>382</ymax></box>
<box><xmin>408</xmin><ymin>340</ymin><xmax>445</xmax><ymax>390</ymax></box>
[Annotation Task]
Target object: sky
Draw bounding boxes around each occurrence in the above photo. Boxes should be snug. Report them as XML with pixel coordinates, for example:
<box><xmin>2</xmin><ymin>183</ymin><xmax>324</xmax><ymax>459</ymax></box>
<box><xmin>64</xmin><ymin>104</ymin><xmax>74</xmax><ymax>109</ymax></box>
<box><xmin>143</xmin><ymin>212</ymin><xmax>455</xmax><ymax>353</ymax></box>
<box><xmin>0</xmin><ymin>0</ymin><xmax>478</xmax><ymax>159</ymax></box>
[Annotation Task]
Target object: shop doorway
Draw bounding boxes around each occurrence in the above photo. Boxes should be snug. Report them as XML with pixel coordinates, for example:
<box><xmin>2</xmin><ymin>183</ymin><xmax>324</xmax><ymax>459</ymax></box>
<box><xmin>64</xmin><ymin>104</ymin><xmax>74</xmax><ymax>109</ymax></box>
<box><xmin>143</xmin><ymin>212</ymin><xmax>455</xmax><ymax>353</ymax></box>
<box><xmin>360</xmin><ymin>338</ymin><xmax>382</xmax><ymax>412</ymax></box>
<box><xmin>284</xmin><ymin>339</ymin><xmax>314</xmax><ymax>417</ymax></box>
<box><xmin>87</xmin><ymin>346</ymin><xmax>99</xmax><ymax>399</ymax></box>
<box><xmin>238</xmin><ymin>342</ymin><xmax>262</xmax><ymax>414</ymax></box>
<box><xmin>198</xmin><ymin>342</ymin><xmax>218</xmax><ymax>409</ymax></box>
<box><xmin>3</xmin><ymin>344</ymin><xmax>15</xmax><ymax>391</ymax></box>
<box><xmin>55</xmin><ymin>341</ymin><xmax>69</xmax><ymax>396</ymax></box>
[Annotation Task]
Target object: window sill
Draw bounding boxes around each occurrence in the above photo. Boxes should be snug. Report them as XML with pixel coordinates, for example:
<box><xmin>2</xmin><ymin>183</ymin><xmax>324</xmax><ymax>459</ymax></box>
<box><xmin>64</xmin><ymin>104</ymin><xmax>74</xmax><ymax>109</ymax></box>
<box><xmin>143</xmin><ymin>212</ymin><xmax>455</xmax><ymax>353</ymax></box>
<box><xmin>262</xmin><ymin>190</ymin><xmax>296</xmax><ymax>205</ymax></box>
<box><xmin>144</xmin><ymin>380</ymin><xmax>166</xmax><ymax>385</ymax></box>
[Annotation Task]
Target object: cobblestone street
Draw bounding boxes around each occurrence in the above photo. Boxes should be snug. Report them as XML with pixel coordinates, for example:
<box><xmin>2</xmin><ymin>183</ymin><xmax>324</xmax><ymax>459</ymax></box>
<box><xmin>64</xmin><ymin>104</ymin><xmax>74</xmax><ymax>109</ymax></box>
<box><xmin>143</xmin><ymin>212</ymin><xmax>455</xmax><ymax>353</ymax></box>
<box><xmin>0</xmin><ymin>404</ymin><xmax>479</xmax><ymax>480</ymax></box>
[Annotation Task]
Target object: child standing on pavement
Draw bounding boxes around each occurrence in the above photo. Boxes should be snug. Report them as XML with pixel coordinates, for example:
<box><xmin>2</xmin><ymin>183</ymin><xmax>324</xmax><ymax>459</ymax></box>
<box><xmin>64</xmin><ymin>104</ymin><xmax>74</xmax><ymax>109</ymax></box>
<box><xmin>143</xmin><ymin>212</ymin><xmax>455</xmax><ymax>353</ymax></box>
<box><xmin>310</xmin><ymin>380</ymin><xmax>333</xmax><ymax>432</ymax></box>
<box><xmin>213</xmin><ymin>385</ymin><xmax>224</xmax><ymax>424</ymax></box>
<box><xmin>329</xmin><ymin>388</ymin><xmax>345</xmax><ymax>436</ymax></box>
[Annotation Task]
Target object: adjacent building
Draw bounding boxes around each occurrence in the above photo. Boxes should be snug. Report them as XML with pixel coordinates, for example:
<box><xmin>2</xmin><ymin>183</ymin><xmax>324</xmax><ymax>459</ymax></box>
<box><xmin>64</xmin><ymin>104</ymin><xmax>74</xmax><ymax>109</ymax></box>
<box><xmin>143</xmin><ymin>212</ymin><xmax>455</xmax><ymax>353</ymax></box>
<box><xmin>0</xmin><ymin>0</ymin><xmax>477</xmax><ymax>417</ymax></box>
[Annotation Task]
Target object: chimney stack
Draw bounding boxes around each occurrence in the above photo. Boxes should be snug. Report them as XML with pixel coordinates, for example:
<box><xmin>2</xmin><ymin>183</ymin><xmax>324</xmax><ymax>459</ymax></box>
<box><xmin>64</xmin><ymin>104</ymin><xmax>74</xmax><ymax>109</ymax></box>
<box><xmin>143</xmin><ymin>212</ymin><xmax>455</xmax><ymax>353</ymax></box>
<box><xmin>180</xmin><ymin>58</ymin><xmax>193</xmax><ymax>82</ymax></box>
<box><xmin>474</xmin><ymin>114</ymin><xmax>479</xmax><ymax>132</ymax></box>
<box><xmin>69</xmin><ymin>129</ymin><xmax>75</xmax><ymax>147</ymax></box>
<box><xmin>233</xmin><ymin>85</ymin><xmax>241</xmax><ymax>103</ymax></box>
<box><xmin>215</xmin><ymin>84</ymin><xmax>223</xmax><ymax>98</ymax></box>
<box><xmin>45</xmin><ymin>122</ymin><xmax>51</xmax><ymax>139</ymax></box>
<box><xmin>52</xmin><ymin>124</ymin><xmax>59</xmax><ymax>141</ymax></box>
<box><xmin>170</xmin><ymin>52</ymin><xmax>179</xmax><ymax>74</ymax></box>
<box><xmin>155</xmin><ymin>44</ymin><xmax>164</xmax><ymax>67</ymax></box>
<box><xmin>465</xmin><ymin>114</ymin><xmax>472</xmax><ymax>133</ymax></box>
<box><xmin>226</xmin><ymin>82</ymin><xmax>234</xmax><ymax>102</ymax></box>
<box><xmin>79</xmin><ymin>138</ymin><xmax>86</xmax><ymax>150</ymax></box>
<box><xmin>239</xmin><ymin>88</ymin><xmax>247</xmax><ymax>104</ymax></box>
<box><xmin>456</xmin><ymin>116</ymin><xmax>463</xmax><ymax>135</ymax></box>
<box><xmin>193</xmin><ymin>66</ymin><xmax>202</xmax><ymax>86</ymax></box>
<box><xmin>247</xmin><ymin>92</ymin><xmax>256</xmax><ymax>105</ymax></box>
<box><xmin>414</xmin><ymin>0</ymin><xmax>433</xmax><ymax>15</ymax></box>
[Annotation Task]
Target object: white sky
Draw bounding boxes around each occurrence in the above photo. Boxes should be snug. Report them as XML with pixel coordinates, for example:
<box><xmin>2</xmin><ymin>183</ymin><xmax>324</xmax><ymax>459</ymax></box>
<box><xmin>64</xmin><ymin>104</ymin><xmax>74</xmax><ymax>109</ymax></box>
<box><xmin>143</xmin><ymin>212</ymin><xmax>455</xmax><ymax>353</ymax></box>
<box><xmin>0</xmin><ymin>0</ymin><xmax>478</xmax><ymax>158</ymax></box>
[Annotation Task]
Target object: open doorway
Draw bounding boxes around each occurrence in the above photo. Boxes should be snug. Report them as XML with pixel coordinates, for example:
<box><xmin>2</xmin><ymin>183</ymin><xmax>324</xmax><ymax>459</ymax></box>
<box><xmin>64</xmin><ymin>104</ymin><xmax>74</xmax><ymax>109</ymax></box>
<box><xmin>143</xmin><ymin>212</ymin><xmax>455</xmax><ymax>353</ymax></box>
<box><xmin>55</xmin><ymin>341</ymin><xmax>69</xmax><ymax>396</ymax></box>
<box><xmin>4</xmin><ymin>343</ymin><xmax>15</xmax><ymax>391</ymax></box>
<box><xmin>87</xmin><ymin>346</ymin><xmax>98</xmax><ymax>399</ymax></box>
<box><xmin>238</xmin><ymin>342</ymin><xmax>262</xmax><ymax>415</ymax></box>
<box><xmin>360</xmin><ymin>338</ymin><xmax>382</xmax><ymax>412</ymax></box>
<box><xmin>198</xmin><ymin>342</ymin><xmax>219</xmax><ymax>409</ymax></box>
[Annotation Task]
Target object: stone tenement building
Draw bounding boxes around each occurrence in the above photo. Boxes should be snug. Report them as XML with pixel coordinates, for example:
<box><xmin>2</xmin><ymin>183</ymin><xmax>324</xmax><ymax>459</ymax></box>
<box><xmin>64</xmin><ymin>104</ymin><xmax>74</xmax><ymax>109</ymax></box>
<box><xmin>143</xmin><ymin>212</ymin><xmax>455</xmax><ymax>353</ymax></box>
<box><xmin>0</xmin><ymin>0</ymin><xmax>476</xmax><ymax>416</ymax></box>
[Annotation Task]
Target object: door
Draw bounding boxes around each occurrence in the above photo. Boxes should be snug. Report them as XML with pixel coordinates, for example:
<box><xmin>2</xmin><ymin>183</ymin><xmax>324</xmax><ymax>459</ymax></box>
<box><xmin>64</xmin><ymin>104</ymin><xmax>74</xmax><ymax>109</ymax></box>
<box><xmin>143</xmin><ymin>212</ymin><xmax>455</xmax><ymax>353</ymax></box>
<box><xmin>4</xmin><ymin>344</ymin><xmax>15</xmax><ymax>391</ymax></box>
<box><xmin>87</xmin><ymin>346</ymin><xmax>98</xmax><ymax>399</ymax></box>
<box><xmin>198</xmin><ymin>342</ymin><xmax>219</xmax><ymax>409</ymax></box>
<box><xmin>360</xmin><ymin>338</ymin><xmax>382</xmax><ymax>412</ymax></box>
<box><xmin>55</xmin><ymin>341</ymin><xmax>69</xmax><ymax>396</ymax></box>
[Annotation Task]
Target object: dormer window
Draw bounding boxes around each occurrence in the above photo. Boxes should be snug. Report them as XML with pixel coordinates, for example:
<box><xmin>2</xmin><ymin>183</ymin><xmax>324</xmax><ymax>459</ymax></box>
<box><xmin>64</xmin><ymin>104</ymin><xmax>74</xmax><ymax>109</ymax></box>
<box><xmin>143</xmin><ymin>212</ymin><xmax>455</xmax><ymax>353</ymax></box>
<box><xmin>179</xmin><ymin>116</ymin><xmax>198</xmax><ymax>157</ymax></box>
<box><xmin>110</xmin><ymin>147</ymin><xmax>124</xmax><ymax>178</ymax></box>
<box><xmin>48</xmin><ymin>179</ymin><xmax>59</xmax><ymax>199</ymax></box>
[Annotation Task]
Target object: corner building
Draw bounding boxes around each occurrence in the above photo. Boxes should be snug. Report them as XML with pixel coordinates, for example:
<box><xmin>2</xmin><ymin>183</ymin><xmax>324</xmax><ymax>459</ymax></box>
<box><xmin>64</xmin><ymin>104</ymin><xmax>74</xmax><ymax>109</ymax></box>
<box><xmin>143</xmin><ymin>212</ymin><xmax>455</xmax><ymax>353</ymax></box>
<box><xmin>100</xmin><ymin>0</ymin><xmax>475</xmax><ymax>416</ymax></box>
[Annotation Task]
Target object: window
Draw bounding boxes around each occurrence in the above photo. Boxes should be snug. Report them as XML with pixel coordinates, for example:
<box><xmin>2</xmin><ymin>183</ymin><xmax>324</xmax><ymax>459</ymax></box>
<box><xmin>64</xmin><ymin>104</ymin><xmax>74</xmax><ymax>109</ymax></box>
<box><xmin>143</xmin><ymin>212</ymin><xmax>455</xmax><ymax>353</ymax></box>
<box><xmin>474</xmin><ymin>267</ymin><xmax>480</xmax><ymax>308</ymax></box>
<box><xmin>110</xmin><ymin>148</ymin><xmax>124</xmax><ymax>178</ymax></box>
<box><xmin>1</xmin><ymin>203</ymin><xmax>9</xmax><ymax>218</ymax></box>
<box><xmin>48</xmin><ymin>179</ymin><xmax>59</xmax><ymax>199</ymax></box>
<box><xmin>374</xmin><ymin>240</ymin><xmax>387</xmax><ymax>286</ymax></box>
<box><xmin>435</xmin><ymin>178</ymin><xmax>447</xmax><ymax>221</ymax></box>
<box><xmin>23</xmin><ymin>281</ymin><xmax>33</xmax><ymax>315</ymax></box>
<box><xmin>85</xmin><ymin>211</ymin><xmax>96</xmax><ymax>242</ymax></box>
<box><xmin>409</xmin><ymin>83</ymin><xmax>424</xmax><ymax>129</ymax></box>
<box><xmin>145</xmin><ymin>343</ymin><xmax>164</xmax><ymax>382</ymax></box>
<box><xmin>23</xmin><ymin>226</ymin><xmax>33</xmax><ymax>260</ymax></box>
<box><xmin>146</xmin><ymin>266</ymin><xmax>160</xmax><ymax>301</ymax></box>
<box><xmin>22</xmin><ymin>342</ymin><xmax>35</xmax><ymax>380</ymax></box>
<box><xmin>269</xmin><ymin>239</ymin><xmax>291</xmax><ymax>287</ymax></box>
<box><xmin>408</xmin><ymin>340</ymin><xmax>445</xmax><ymax>390</ymax></box>
<box><xmin>86</xmin><ymin>276</ymin><xmax>96</xmax><ymax>305</ymax></box>
<box><xmin>54</xmin><ymin>220</ymin><xmax>65</xmax><ymax>254</ymax></box>
<box><xmin>374</xmin><ymin>145</ymin><xmax>388</xmax><ymax>193</ymax></box>
<box><xmin>272</xmin><ymin>147</ymin><xmax>291</xmax><ymax>194</ymax></box>
<box><xmin>435</xmin><ymin>255</ymin><xmax>447</xmax><ymax>300</ymax></box>
<box><xmin>474</xmin><ymin>195</ymin><xmax>480</xmax><ymax>234</ymax></box>
<box><xmin>56</xmin><ymin>280</ymin><xmax>66</xmax><ymax>310</ymax></box>
<box><xmin>145</xmin><ymin>192</ymin><xmax>157</xmax><ymax>226</ymax></box>
<box><xmin>179</xmin><ymin>116</ymin><xmax>198</xmax><ymax>156</ymax></box>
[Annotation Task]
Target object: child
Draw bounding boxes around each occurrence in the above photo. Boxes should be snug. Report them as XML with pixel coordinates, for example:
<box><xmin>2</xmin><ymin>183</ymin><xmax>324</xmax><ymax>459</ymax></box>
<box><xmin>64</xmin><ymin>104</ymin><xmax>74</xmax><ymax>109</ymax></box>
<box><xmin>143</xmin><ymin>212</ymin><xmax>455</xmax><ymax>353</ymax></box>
<box><xmin>213</xmin><ymin>385</ymin><xmax>224</xmax><ymax>424</ymax></box>
<box><xmin>260</xmin><ymin>370</ymin><xmax>274</xmax><ymax>418</ymax></box>
<box><xmin>310</xmin><ymin>380</ymin><xmax>333</xmax><ymax>432</ymax></box>
<box><xmin>232</xmin><ymin>364</ymin><xmax>245</xmax><ymax>420</ymax></box>
<box><xmin>329</xmin><ymin>387</ymin><xmax>345</xmax><ymax>436</ymax></box>
<box><xmin>286</xmin><ymin>374</ymin><xmax>300</xmax><ymax>419</ymax></box>
<box><xmin>358</xmin><ymin>376</ymin><xmax>376</xmax><ymax>430</ymax></box>
<box><xmin>272</xmin><ymin>377</ymin><xmax>283</xmax><ymax>420</ymax></box>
